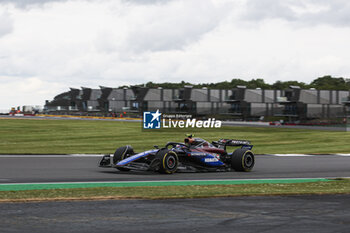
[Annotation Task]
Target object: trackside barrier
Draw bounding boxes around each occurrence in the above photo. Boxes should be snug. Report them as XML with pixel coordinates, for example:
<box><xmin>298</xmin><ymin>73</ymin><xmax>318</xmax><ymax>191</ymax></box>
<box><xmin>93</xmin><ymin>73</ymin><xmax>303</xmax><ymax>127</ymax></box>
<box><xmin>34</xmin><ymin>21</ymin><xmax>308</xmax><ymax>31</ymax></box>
<box><xmin>36</xmin><ymin>114</ymin><xmax>141</xmax><ymax>121</ymax></box>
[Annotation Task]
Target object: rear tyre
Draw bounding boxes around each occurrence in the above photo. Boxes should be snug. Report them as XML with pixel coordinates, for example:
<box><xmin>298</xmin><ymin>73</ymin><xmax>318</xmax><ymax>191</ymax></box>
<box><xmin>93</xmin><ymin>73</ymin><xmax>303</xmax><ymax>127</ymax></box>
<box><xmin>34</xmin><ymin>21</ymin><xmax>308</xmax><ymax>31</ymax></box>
<box><xmin>156</xmin><ymin>149</ymin><xmax>178</xmax><ymax>174</ymax></box>
<box><xmin>113</xmin><ymin>145</ymin><xmax>134</xmax><ymax>171</ymax></box>
<box><xmin>231</xmin><ymin>149</ymin><xmax>254</xmax><ymax>172</ymax></box>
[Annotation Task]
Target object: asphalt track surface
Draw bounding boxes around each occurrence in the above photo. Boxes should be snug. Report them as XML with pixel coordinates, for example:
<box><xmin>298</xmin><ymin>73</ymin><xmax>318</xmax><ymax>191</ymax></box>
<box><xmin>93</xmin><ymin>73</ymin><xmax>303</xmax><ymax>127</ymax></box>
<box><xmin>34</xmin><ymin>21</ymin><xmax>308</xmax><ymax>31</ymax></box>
<box><xmin>0</xmin><ymin>195</ymin><xmax>349</xmax><ymax>233</ymax></box>
<box><xmin>0</xmin><ymin>154</ymin><xmax>350</xmax><ymax>183</ymax></box>
<box><xmin>1</xmin><ymin>155</ymin><xmax>350</xmax><ymax>233</ymax></box>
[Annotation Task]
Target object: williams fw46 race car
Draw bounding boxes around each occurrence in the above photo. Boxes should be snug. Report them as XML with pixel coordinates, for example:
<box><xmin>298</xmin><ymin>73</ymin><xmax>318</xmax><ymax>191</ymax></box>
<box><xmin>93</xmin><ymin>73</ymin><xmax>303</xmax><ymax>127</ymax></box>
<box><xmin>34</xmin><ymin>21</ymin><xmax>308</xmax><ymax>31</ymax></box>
<box><xmin>99</xmin><ymin>134</ymin><xmax>255</xmax><ymax>174</ymax></box>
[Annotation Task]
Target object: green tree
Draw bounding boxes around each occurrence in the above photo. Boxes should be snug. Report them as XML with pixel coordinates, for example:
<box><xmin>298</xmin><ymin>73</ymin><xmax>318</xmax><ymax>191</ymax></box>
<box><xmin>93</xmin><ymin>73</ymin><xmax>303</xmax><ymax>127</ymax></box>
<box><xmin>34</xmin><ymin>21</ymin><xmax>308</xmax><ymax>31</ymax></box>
<box><xmin>247</xmin><ymin>79</ymin><xmax>271</xmax><ymax>89</ymax></box>
<box><xmin>120</xmin><ymin>75</ymin><xmax>350</xmax><ymax>90</ymax></box>
<box><xmin>310</xmin><ymin>75</ymin><xmax>349</xmax><ymax>90</ymax></box>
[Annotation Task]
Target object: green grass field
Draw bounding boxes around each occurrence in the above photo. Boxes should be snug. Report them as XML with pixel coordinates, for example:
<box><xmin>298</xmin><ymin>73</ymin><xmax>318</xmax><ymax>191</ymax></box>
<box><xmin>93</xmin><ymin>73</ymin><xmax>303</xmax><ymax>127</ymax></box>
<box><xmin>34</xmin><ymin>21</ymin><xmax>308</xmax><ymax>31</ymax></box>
<box><xmin>0</xmin><ymin>118</ymin><xmax>350</xmax><ymax>154</ymax></box>
<box><xmin>1</xmin><ymin>118</ymin><xmax>350</xmax><ymax>202</ymax></box>
<box><xmin>1</xmin><ymin>179</ymin><xmax>350</xmax><ymax>202</ymax></box>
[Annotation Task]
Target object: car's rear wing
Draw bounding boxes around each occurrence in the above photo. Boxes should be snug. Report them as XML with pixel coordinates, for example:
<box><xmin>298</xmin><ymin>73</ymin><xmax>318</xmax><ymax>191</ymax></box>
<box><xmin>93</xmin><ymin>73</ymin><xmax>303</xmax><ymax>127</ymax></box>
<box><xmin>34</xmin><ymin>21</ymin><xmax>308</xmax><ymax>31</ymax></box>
<box><xmin>212</xmin><ymin>139</ymin><xmax>253</xmax><ymax>150</ymax></box>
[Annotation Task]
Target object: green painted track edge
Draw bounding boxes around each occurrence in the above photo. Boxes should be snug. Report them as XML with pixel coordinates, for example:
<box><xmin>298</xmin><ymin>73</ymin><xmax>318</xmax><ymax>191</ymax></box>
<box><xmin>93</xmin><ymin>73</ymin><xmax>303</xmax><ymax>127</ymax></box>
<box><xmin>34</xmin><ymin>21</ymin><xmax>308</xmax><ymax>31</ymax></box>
<box><xmin>0</xmin><ymin>178</ymin><xmax>332</xmax><ymax>191</ymax></box>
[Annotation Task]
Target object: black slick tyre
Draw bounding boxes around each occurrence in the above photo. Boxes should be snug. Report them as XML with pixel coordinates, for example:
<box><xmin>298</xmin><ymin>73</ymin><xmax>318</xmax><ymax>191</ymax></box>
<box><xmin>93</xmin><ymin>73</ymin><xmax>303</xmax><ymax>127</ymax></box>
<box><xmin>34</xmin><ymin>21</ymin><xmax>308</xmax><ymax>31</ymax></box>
<box><xmin>156</xmin><ymin>149</ymin><xmax>178</xmax><ymax>174</ymax></box>
<box><xmin>231</xmin><ymin>148</ymin><xmax>254</xmax><ymax>172</ymax></box>
<box><xmin>113</xmin><ymin>145</ymin><xmax>134</xmax><ymax>171</ymax></box>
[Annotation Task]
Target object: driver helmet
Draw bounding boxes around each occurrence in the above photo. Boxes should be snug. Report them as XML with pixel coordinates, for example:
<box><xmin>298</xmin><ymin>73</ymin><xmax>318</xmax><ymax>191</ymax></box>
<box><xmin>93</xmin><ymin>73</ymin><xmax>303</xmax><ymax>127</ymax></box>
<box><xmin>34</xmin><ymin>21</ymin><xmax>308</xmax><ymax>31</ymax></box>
<box><xmin>184</xmin><ymin>134</ymin><xmax>194</xmax><ymax>145</ymax></box>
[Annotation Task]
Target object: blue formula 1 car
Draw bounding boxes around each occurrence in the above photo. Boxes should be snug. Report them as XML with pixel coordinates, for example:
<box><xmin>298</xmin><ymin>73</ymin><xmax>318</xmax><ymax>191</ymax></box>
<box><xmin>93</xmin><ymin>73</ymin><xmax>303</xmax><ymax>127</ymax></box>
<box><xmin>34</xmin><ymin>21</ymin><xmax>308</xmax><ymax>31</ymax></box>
<box><xmin>99</xmin><ymin>134</ymin><xmax>255</xmax><ymax>174</ymax></box>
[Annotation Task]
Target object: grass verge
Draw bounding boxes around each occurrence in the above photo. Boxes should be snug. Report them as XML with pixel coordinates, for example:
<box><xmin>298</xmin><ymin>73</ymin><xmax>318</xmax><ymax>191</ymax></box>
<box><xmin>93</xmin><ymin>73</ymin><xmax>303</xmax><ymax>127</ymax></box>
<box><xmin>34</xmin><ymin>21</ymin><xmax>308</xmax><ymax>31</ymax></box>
<box><xmin>1</xmin><ymin>179</ymin><xmax>350</xmax><ymax>202</ymax></box>
<box><xmin>1</xmin><ymin>118</ymin><xmax>350</xmax><ymax>154</ymax></box>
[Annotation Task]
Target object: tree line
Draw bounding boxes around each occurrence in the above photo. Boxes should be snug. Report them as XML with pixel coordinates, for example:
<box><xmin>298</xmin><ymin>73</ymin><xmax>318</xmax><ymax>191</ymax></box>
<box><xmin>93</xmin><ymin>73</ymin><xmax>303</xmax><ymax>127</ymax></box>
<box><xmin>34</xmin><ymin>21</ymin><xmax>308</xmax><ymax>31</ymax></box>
<box><xmin>123</xmin><ymin>75</ymin><xmax>350</xmax><ymax>90</ymax></box>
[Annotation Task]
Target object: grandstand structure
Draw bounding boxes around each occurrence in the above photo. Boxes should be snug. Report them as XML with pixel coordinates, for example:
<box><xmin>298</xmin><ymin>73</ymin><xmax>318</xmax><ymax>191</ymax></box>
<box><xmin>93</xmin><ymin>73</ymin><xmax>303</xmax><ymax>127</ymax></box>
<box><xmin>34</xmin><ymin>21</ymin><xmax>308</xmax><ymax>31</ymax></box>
<box><xmin>45</xmin><ymin>86</ymin><xmax>350</xmax><ymax>121</ymax></box>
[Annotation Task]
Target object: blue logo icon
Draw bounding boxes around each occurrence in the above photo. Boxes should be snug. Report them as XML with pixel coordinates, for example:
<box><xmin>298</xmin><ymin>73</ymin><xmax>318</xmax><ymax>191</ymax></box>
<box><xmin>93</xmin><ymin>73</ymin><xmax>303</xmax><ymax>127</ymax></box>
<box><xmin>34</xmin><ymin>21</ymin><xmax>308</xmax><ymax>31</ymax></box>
<box><xmin>143</xmin><ymin>109</ymin><xmax>161</xmax><ymax>129</ymax></box>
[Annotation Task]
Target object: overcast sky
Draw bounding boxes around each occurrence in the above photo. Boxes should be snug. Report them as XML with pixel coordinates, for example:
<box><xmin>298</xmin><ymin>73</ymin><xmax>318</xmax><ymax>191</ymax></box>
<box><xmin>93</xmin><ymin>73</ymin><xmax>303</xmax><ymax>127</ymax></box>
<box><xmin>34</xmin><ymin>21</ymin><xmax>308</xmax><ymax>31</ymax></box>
<box><xmin>1</xmin><ymin>0</ymin><xmax>350</xmax><ymax>110</ymax></box>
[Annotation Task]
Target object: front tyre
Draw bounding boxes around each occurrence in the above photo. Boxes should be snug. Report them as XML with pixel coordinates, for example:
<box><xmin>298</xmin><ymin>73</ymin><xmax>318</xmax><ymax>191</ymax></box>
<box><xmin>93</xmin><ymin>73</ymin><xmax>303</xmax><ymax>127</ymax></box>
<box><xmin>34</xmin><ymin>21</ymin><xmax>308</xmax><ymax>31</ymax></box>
<box><xmin>231</xmin><ymin>149</ymin><xmax>255</xmax><ymax>172</ymax></box>
<box><xmin>113</xmin><ymin>145</ymin><xmax>134</xmax><ymax>171</ymax></box>
<box><xmin>156</xmin><ymin>149</ymin><xmax>178</xmax><ymax>174</ymax></box>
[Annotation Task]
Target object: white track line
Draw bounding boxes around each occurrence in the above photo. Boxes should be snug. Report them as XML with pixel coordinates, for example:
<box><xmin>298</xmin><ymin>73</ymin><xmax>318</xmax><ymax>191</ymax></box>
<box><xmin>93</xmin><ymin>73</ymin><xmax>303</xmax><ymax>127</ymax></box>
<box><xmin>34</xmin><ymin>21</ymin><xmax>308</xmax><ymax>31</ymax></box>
<box><xmin>0</xmin><ymin>154</ymin><xmax>103</xmax><ymax>158</ymax></box>
<box><xmin>2</xmin><ymin>177</ymin><xmax>348</xmax><ymax>186</ymax></box>
<box><xmin>270</xmin><ymin>154</ymin><xmax>314</xmax><ymax>157</ymax></box>
<box><xmin>71</xmin><ymin>154</ymin><xmax>103</xmax><ymax>157</ymax></box>
<box><xmin>0</xmin><ymin>154</ymin><xmax>349</xmax><ymax>158</ymax></box>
